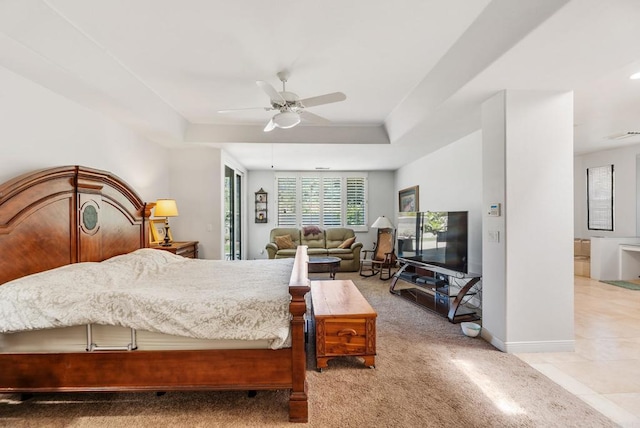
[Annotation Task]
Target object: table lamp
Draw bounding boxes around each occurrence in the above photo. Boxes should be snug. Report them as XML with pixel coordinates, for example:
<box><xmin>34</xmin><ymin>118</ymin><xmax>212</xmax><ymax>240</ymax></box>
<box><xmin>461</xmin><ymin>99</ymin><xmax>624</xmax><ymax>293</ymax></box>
<box><xmin>371</xmin><ymin>216</ymin><xmax>394</xmax><ymax>230</ymax></box>
<box><xmin>154</xmin><ymin>199</ymin><xmax>179</xmax><ymax>246</ymax></box>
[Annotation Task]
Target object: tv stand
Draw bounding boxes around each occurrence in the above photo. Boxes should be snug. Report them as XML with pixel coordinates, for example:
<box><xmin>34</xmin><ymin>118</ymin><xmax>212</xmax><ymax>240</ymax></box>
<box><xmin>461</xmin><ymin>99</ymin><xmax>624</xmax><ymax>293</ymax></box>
<box><xmin>389</xmin><ymin>257</ymin><xmax>481</xmax><ymax>323</ymax></box>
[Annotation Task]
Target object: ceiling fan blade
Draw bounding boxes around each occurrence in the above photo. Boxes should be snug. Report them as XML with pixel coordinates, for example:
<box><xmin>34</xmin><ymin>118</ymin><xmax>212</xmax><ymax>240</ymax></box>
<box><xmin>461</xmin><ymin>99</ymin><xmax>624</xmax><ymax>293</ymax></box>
<box><xmin>217</xmin><ymin>107</ymin><xmax>271</xmax><ymax>113</ymax></box>
<box><xmin>299</xmin><ymin>92</ymin><xmax>346</xmax><ymax>108</ymax></box>
<box><xmin>257</xmin><ymin>81</ymin><xmax>286</xmax><ymax>106</ymax></box>
<box><xmin>300</xmin><ymin>110</ymin><xmax>331</xmax><ymax>125</ymax></box>
<box><xmin>263</xmin><ymin>118</ymin><xmax>276</xmax><ymax>132</ymax></box>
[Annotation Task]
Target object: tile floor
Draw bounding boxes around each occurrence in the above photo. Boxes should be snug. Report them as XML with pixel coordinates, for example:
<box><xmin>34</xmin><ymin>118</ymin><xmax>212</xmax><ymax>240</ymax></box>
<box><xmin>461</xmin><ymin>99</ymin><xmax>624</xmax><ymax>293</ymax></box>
<box><xmin>516</xmin><ymin>276</ymin><xmax>640</xmax><ymax>428</ymax></box>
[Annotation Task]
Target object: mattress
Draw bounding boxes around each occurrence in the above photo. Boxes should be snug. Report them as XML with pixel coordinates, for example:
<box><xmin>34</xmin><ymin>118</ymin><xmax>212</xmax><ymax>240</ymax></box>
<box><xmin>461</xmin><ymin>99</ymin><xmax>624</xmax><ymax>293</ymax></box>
<box><xmin>0</xmin><ymin>324</ymin><xmax>277</xmax><ymax>353</ymax></box>
<box><xmin>0</xmin><ymin>249</ymin><xmax>296</xmax><ymax>349</ymax></box>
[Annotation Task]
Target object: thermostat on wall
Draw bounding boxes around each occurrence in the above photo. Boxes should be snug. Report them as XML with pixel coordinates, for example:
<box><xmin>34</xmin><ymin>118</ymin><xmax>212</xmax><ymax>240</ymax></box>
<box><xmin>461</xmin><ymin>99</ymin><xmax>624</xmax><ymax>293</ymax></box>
<box><xmin>487</xmin><ymin>203</ymin><xmax>501</xmax><ymax>217</ymax></box>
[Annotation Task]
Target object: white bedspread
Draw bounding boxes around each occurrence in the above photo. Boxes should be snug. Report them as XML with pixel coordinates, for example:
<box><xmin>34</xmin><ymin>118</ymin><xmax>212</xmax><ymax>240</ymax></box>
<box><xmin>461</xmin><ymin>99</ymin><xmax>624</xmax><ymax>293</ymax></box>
<box><xmin>0</xmin><ymin>249</ymin><xmax>296</xmax><ymax>349</ymax></box>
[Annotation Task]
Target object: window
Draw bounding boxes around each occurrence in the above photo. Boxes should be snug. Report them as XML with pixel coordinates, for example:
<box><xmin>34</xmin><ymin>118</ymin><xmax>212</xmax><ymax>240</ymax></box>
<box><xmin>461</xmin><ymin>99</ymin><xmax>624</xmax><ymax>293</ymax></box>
<box><xmin>277</xmin><ymin>177</ymin><xmax>297</xmax><ymax>226</ymax></box>
<box><xmin>323</xmin><ymin>177</ymin><xmax>342</xmax><ymax>227</ymax></box>
<box><xmin>301</xmin><ymin>177</ymin><xmax>320</xmax><ymax>225</ymax></box>
<box><xmin>346</xmin><ymin>177</ymin><xmax>366</xmax><ymax>227</ymax></box>
<box><xmin>587</xmin><ymin>165</ymin><xmax>614</xmax><ymax>231</ymax></box>
<box><xmin>275</xmin><ymin>173</ymin><xmax>368</xmax><ymax>231</ymax></box>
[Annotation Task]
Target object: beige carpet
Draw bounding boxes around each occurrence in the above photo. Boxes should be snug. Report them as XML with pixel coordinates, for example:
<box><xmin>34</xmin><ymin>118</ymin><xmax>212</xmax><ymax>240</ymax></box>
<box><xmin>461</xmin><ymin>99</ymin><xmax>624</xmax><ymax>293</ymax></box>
<box><xmin>0</xmin><ymin>272</ymin><xmax>614</xmax><ymax>427</ymax></box>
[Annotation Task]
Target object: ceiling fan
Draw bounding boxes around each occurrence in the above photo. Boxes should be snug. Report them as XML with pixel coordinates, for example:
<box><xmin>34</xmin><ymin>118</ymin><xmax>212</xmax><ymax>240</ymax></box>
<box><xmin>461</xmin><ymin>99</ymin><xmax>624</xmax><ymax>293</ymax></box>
<box><xmin>218</xmin><ymin>71</ymin><xmax>346</xmax><ymax>132</ymax></box>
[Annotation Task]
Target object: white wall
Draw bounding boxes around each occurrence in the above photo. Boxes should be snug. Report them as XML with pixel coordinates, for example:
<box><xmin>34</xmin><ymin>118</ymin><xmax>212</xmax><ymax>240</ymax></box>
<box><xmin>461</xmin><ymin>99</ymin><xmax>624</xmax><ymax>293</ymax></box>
<box><xmin>481</xmin><ymin>94</ymin><xmax>507</xmax><ymax>342</ymax></box>
<box><xmin>574</xmin><ymin>143</ymin><xmax>640</xmax><ymax>238</ymax></box>
<box><xmin>246</xmin><ymin>169</ymin><xmax>277</xmax><ymax>259</ymax></box>
<box><xmin>483</xmin><ymin>90</ymin><xmax>574</xmax><ymax>353</ymax></box>
<box><xmin>167</xmin><ymin>147</ymin><xmax>225</xmax><ymax>260</ymax></box>
<box><xmin>395</xmin><ymin>130</ymin><xmax>483</xmax><ymax>274</ymax></box>
<box><xmin>365</xmin><ymin>171</ymin><xmax>397</xmax><ymax>249</ymax></box>
<box><xmin>0</xmin><ymin>65</ymin><xmax>170</xmax><ymax>202</ymax></box>
<box><xmin>246</xmin><ymin>170</ymin><xmax>395</xmax><ymax>260</ymax></box>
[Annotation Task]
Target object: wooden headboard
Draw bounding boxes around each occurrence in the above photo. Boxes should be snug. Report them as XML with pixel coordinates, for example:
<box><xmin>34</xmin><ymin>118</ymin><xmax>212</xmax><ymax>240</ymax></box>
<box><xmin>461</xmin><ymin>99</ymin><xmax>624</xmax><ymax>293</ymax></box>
<box><xmin>0</xmin><ymin>166</ymin><xmax>150</xmax><ymax>285</ymax></box>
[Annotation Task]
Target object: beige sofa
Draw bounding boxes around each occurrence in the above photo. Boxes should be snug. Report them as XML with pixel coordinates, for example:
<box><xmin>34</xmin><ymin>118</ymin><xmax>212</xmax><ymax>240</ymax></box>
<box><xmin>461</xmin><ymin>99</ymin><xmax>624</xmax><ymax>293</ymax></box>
<box><xmin>266</xmin><ymin>227</ymin><xmax>363</xmax><ymax>272</ymax></box>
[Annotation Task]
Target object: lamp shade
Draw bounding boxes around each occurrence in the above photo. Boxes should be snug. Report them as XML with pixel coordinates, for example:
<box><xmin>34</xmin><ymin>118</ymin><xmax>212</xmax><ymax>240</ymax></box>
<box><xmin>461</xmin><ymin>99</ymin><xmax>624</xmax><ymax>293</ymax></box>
<box><xmin>371</xmin><ymin>216</ymin><xmax>394</xmax><ymax>229</ymax></box>
<box><xmin>273</xmin><ymin>111</ymin><xmax>300</xmax><ymax>129</ymax></box>
<box><xmin>154</xmin><ymin>199</ymin><xmax>179</xmax><ymax>217</ymax></box>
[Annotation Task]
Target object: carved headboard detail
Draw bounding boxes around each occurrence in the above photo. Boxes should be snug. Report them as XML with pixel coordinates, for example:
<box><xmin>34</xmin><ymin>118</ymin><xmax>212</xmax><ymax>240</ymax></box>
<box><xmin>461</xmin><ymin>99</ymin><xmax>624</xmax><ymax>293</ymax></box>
<box><xmin>0</xmin><ymin>166</ymin><xmax>149</xmax><ymax>285</ymax></box>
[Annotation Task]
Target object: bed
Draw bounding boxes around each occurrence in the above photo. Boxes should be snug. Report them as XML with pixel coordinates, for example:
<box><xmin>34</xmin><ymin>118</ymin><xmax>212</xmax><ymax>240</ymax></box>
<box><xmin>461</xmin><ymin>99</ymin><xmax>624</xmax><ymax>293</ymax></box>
<box><xmin>0</xmin><ymin>165</ymin><xmax>310</xmax><ymax>422</ymax></box>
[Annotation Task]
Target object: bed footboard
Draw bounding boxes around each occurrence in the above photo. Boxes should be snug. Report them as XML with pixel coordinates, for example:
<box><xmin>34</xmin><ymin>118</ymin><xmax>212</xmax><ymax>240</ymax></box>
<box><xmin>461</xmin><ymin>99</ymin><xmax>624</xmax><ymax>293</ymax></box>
<box><xmin>288</xmin><ymin>245</ymin><xmax>310</xmax><ymax>422</ymax></box>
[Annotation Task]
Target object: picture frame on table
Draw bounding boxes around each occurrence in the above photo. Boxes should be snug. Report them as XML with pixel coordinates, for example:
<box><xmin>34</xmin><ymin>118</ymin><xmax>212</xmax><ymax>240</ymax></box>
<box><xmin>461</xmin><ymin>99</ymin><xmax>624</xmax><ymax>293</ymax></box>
<box><xmin>150</xmin><ymin>219</ymin><xmax>173</xmax><ymax>244</ymax></box>
<box><xmin>398</xmin><ymin>186</ymin><xmax>419</xmax><ymax>213</ymax></box>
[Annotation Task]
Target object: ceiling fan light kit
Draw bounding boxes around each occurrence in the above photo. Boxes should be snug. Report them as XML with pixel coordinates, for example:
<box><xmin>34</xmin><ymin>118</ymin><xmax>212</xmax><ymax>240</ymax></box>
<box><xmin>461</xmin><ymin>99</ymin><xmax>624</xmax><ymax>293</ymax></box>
<box><xmin>219</xmin><ymin>71</ymin><xmax>346</xmax><ymax>132</ymax></box>
<box><xmin>273</xmin><ymin>111</ymin><xmax>300</xmax><ymax>129</ymax></box>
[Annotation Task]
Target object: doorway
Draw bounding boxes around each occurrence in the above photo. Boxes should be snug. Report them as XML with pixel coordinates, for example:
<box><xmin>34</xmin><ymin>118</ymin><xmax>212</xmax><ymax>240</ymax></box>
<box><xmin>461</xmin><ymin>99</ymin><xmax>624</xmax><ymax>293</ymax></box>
<box><xmin>225</xmin><ymin>165</ymin><xmax>243</xmax><ymax>260</ymax></box>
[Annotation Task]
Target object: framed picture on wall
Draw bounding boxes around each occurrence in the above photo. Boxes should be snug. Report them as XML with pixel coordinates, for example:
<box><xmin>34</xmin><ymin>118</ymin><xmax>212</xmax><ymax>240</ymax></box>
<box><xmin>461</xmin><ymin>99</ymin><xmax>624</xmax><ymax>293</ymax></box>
<box><xmin>255</xmin><ymin>188</ymin><xmax>268</xmax><ymax>223</ymax></box>
<box><xmin>399</xmin><ymin>186</ymin><xmax>419</xmax><ymax>213</ymax></box>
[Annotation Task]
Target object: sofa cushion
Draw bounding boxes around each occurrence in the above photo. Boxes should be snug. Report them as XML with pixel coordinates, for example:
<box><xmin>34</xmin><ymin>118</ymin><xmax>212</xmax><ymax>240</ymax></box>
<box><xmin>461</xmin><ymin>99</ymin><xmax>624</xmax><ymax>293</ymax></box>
<box><xmin>325</xmin><ymin>227</ymin><xmax>355</xmax><ymax>249</ymax></box>
<box><xmin>328</xmin><ymin>248</ymin><xmax>354</xmax><ymax>259</ymax></box>
<box><xmin>301</xmin><ymin>227</ymin><xmax>325</xmax><ymax>248</ymax></box>
<box><xmin>275</xmin><ymin>234</ymin><xmax>296</xmax><ymax>249</ymax></box>
<box><xmin>303</xmin><ymin>225</ymin><xmax>322</xmax><ymax>236</ymax></box>
<box><xmin>307</xmin><ymin>248</ymin><xmax>329</xmax><ymax>256</ymax></box>
<box><xmin>274</xmin><ymin>248</ymin><xmax>299</xmax><ymax>258</ymax></box>
<box><xmin>270</xmin><ymin>228</ymin><xmax>301</xmax><ymax>246</ymax></box>
<box><xmin>338</xmin><ymin>236</ymin><xmax>356</xmax><ymax>249</ymax></box>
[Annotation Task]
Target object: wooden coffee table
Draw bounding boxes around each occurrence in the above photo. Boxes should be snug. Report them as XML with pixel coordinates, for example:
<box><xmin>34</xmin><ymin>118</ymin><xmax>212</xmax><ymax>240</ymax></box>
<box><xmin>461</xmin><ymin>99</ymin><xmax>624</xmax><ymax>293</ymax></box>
<box><xmin>311</xmin><ymin>280</ymin><xmax>377</xmax><ymax>371</ymax></box>
<box><xmin>308</xmin><ymin>256</ymin><xmax>341</xmax><ymax>279</ymax></box>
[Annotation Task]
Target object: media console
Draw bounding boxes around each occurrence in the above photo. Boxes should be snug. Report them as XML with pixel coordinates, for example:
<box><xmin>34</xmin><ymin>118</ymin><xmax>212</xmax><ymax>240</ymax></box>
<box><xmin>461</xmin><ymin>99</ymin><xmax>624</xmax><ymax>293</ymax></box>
<box><xmin>389</xmin><ymin>257</ymin><xmax>481</xmax><ymax>323</ymax></box>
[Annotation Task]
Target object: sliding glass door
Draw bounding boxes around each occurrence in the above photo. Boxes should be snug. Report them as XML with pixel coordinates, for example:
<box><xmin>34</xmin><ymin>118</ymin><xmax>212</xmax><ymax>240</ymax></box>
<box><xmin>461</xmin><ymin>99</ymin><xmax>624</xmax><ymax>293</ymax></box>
<box><xmin>224</xmin><ymin>166</ymin><xmax>243</xmax><ymax>260</ymax></box>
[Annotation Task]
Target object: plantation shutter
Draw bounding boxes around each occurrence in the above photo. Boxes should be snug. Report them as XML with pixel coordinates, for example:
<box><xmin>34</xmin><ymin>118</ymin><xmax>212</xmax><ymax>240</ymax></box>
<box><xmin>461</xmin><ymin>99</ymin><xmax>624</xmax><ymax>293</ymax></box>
<box><xmin>277</xmin><ymin>177</ymin><xmax>297</xmax><ymax>226</ymax></box>
<box><xmin>346</xmin><ymin>177</ymin><xmax>366</xmax><ymax>227</ymax></box>
<box><xmin>322</xmin><ymin>177</ymin><xmax>342</xmax><ymax>227</ymax></box>
<box><xmin>301</xmin><ymin>177</ymin><xmax>320</xmax><ymax>226</ymax></box>
<box><xmin>275</xmin><ymin>173</ymin><xmax>367</xmax><ymax>231</ymax></box>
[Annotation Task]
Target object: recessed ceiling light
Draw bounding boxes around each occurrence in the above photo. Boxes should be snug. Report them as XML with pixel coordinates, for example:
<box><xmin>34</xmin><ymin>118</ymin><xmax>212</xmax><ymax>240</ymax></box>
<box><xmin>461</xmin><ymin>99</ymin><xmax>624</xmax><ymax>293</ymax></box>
<box><xmin>630</xmin><ymin>72</ymin><xmax>640</xmax><ymax>80</ymax></box>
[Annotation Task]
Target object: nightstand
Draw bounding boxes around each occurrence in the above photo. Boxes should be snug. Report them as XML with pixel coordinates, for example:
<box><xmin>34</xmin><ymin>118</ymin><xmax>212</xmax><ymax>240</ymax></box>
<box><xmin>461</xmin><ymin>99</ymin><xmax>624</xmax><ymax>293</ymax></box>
<box><xmin>150</xmin><ymin>241</ymin><xmax>199</xmax><ymax>259</ymax></box>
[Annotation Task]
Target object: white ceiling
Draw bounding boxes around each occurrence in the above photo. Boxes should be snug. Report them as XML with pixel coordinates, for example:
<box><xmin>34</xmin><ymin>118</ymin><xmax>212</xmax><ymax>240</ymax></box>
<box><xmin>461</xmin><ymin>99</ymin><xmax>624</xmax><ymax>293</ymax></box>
<box><xmin>2</xmin><ymin>0</ymin><xmax>640</xmax><ymax>170</ymax></box>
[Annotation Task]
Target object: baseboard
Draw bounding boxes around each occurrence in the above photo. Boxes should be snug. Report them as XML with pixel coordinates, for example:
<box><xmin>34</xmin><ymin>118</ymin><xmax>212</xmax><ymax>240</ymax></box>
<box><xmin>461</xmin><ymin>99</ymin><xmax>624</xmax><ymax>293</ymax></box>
<box><xmin>480</xmin><ymin>330</ymin><xmax>574</xmax><ymax>353</ymax></box>
<box><xmin>503</xmin><ymin>340</ymin><xmax>574</xmax><ymax>354</ymax></box>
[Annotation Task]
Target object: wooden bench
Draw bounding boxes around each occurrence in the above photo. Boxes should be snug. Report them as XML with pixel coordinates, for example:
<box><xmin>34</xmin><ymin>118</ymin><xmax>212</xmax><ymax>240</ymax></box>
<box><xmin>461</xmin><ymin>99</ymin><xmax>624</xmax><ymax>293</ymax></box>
<box><xmin>310</xmin><ymin>280</ymin><xmax>377</xmax><ymax>371</ymax></box>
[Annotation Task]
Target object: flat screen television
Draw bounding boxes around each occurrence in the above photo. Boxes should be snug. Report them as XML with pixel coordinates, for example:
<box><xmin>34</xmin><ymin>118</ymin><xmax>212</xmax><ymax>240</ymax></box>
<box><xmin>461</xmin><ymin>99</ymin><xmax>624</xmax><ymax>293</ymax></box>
<box><xmin>396</xmin><ymin>211</ymin><xmax>468</xmax><ymax>273</ymax></box>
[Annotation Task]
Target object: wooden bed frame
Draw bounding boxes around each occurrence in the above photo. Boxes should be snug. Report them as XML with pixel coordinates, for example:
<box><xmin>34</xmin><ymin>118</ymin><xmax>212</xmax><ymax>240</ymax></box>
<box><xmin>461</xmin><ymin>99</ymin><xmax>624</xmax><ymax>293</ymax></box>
<box><xmin>0</xmin><ymin>165</ymin><xmax>310</xmax><ymax>422</ymax></box>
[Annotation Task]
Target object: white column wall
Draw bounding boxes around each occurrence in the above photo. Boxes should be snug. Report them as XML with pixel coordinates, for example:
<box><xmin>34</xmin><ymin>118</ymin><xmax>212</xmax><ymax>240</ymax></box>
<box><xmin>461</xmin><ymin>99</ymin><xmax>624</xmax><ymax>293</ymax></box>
<box><xmin>481</xmin><ymin>93</ymin><xmax>507</xmax><ymax>342</ymax></box>
<box><xmin>168</xmin><ymin>147</ymin><xmax>223</xmax><ymax>260</ymax></box>
<box><xmin>482</xmin><ymin>90</ymin><xmax>574</xmax><ymax>353</ymax></box>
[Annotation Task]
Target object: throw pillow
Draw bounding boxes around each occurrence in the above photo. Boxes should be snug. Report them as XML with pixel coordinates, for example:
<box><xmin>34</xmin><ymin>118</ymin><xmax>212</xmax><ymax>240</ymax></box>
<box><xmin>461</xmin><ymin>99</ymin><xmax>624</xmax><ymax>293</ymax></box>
<box><xmin>275</xmin><ymin>234</ymin><xmax>296</xmax><ymax>249</ymax></box>
<box><xmin>338</xmin><ymin>236</ymin><xmax>356</xmax><ymax>249</ymax></box>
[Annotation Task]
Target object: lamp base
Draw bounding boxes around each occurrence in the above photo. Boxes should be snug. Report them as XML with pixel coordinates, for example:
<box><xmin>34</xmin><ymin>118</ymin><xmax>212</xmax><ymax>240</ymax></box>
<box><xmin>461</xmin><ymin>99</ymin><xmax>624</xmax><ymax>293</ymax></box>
<box><xmin>160</xmin><ymin>225</ymin><xmax>172</xmax><ymax>247</ymax></box>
